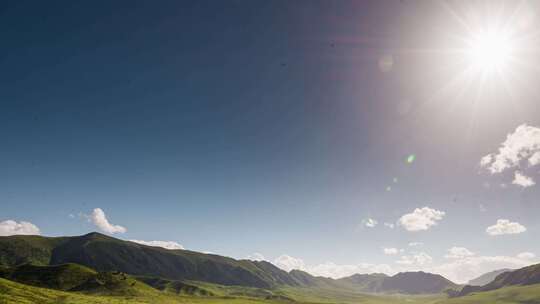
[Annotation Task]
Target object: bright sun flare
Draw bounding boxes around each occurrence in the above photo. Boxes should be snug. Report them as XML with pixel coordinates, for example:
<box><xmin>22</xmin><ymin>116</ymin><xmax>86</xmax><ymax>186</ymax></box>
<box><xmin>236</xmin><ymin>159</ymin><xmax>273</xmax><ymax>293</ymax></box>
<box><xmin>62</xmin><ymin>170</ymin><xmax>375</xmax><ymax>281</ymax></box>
<box><xmin>467</xmin><ymin>29</ymin><xmax>513</xmax><ymax>72</ymax></box>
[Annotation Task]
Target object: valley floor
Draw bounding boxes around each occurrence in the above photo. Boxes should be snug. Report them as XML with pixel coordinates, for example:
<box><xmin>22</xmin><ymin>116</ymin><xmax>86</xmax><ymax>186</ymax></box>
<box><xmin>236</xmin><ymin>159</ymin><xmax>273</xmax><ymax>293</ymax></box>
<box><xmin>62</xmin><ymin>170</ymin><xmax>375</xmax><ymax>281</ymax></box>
<box><xmin>3</xmin><ymin>277</ymin><xmax>540</xmax><ymax>304</ymax></box>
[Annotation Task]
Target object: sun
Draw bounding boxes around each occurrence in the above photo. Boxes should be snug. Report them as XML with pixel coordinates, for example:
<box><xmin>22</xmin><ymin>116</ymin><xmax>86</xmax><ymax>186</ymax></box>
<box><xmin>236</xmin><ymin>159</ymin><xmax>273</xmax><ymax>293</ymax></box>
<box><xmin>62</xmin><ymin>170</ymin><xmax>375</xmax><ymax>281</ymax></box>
<box><xmin>466</xmin><ymin>29</ymin><xmax>513</xmax><ymax>73</ymax></box>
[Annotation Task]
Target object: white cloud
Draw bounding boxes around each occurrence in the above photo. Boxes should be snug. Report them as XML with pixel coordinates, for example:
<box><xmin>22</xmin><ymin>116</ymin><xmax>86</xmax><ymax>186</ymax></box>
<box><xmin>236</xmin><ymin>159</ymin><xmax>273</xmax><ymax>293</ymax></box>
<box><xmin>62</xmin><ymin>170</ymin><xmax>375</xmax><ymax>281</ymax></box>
<box><xmin>396</xmin><ymin>252</ymin><xmax>433</xmax><ymax>266</ymax></box>
<box><xmin>383</xmin><ymin>248</ymin><xmax>401</xmax><ymax>255</ymax></box>
<box><xmin>445</xmin><ymin>247</ymin><xmax>475</xmax><ymax>259</ymax></box>
<box><xmin>271</xmin><ymin>255</ymin><xmax>394</xmax><ymax>279</ymax></box>
<box><xmin>273</xmin><ymin>255</ymin><xmax>306</xmax><ymax>272</ymax></box>
<box><xmin>130</xmin><ymin>239</ymin><xmax>184</xmax><ymax>250</ymax></box>
<box><xmin>480</xmin><ymin>124</ymin><xmax>540</xmax><ymax>174</ymax></box>
<box><xmin>431</xmin><ymin>254</ymin><xmax>537</xmax><ymax>284</ymax></box>
<box><xmin>529</xmin><ymin>151</ymin><xmax>540</xmax><ymax>166</ymax></box>
<box><xmin>486</xmin><ymin>219</ymin><xmax>526</xmax><ymax>236</ymax></box>
<box><xmin>384</xmin><ymin>222</ymin><xmax>395</xmax><ymax>229</ymax></box>
<box><xmin>0</xmin><ymin>220</ymin><xmax>40</xmax><ymax>236</ymax></box>
<box><xmin>517</xmin><ymin>252</ymin><xmax>536</xmax><ymax>260</ymax></box>
<box><xmin>398</xmin><ymin>207</ymin><xmax>445</xmax><ymax>231</ymax></box>
<box><xmin>362</xmin><ymin>218</ymin><xmax>378</xmax><ymax>228</ymax></box>
<box><xmin>512</xmin><ymin>171</ymin><xmax>536</xmax><ymax>187</ymax></box>
<box><xmin>246</xmin><ymin>253</ymin><xmax>266</xmax><ymax>261</ymax></box>
<box><xmin>408</xmin><ymin>242</ymin><xmax>423</xmax><ymax>247</ymax></box>
<box><xmin>89</xmin><ymin>208</ymin><xmax>126</xmax><ymax>234</ymax></box>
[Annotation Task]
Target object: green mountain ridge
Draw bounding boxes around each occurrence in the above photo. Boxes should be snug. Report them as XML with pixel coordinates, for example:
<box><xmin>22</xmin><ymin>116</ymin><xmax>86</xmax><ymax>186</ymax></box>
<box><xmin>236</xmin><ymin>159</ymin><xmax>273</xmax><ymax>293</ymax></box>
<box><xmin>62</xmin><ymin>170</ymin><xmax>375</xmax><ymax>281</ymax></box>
<box><xmin>458</xmin><ymin>263</ymin><xmax>540</xmax><ymax>297</ymax></box>
<box><xmin>0</xmin><ymin>232</ymin><xmax>457</xmax><ymax>294</ymax></box>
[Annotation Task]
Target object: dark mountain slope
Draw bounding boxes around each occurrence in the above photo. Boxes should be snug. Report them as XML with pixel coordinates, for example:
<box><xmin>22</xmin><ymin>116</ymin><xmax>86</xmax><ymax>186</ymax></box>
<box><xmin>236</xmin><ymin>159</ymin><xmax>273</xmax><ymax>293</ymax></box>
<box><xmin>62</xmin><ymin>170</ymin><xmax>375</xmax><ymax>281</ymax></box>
<box><xmin>0</xmin><ymin>232</ymin><xmax>300</xmax><ymax>289</ymax></box>
<box><xmin>458</xmin><ymin>263</ymin><xmax>540</xmax><ymax>296</ymax></box>
<box><xmin>338</xmin><ymin>271</ymin><xmax>459</xmax><ymax>294</ymax></box>
<box><xmin>0</xmin><ymin>234</ymin><xmax>68</xmax><ymax>266</ymax></box>
<box><xmin>337</xmin><ymin>273</ymin><xmax>387</xmax><ymax>292</ymax></box>
<box><xmin>380</xmin><ymin>271</ymin><xmax>459</xmax><ymax>294</ymax></box>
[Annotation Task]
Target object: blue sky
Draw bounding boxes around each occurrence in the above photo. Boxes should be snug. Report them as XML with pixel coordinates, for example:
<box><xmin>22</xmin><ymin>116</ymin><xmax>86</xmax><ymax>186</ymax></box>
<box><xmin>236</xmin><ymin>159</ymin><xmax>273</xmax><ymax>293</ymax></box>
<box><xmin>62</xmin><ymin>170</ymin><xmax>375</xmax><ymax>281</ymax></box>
<box><xmin>2</xmin><ymin>0</ymin><xmax>540</xmax><ymax>283</ymax></box>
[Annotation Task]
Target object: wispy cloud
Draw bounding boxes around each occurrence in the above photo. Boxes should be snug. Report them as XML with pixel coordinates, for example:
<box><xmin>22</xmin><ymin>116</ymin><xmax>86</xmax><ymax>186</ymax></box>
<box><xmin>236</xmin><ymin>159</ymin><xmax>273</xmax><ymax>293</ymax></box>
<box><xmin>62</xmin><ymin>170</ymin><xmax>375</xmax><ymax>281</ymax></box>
<box><xmin>383</xmin><ymin>247</ymin><xmax>402</xmax><ymax>255</ymax></box>
<box><xmin>396</xmin><ymin>252</ymin><xmax>433</xmax><ymax>266</ymax></box>
<box><xmin>517</xmin><ymin>252</ymin><xmax>536</xmax><ymax>260</ymax></box>
<box><xmin>384</xmin><ymin>222</ymin><xmax>395</xmax><ymax>229</ymax></box>
<box><xmin>362</xmin><ymin>218</ymin><xmax>378</xmax><ymax>228</ymax></box>
<box><xmin>246</xmin><ymin>253</ymin><xmax>266</xmax><ymax>261</ymax></box>
<box><xmin>444</xmin><ymin>247</ymin><xmax>475</xmax><ymax>259</ymax></box>
<box><xmin>130</xmin><ymin>239</ymin><xmax>183</xmax><ymax>250</ymax></box>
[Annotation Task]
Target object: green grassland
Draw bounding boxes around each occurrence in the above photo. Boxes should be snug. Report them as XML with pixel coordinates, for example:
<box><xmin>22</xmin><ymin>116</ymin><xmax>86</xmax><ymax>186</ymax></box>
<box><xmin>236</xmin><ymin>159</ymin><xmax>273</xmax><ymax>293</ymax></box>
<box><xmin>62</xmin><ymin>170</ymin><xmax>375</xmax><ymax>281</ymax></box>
<box><xmin>3</xmin><ymin>275</ymin><xmax>540</xmax><ymax>304</ymax></box>
<box><xmin>0</xmin><ymin>277</ymin><xmax>443</xmax><ymax>304</ymax></box>
<box><xmin>437</xmin><ymin>284</ymin><xmax>540</xmax><ymax>304</ymax></box>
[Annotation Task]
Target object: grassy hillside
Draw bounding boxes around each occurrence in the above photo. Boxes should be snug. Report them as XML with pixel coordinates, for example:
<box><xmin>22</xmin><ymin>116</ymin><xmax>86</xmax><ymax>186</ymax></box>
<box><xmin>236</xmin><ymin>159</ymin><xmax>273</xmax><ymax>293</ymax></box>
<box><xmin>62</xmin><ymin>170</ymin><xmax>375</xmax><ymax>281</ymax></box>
<box><xmin>439</xmin><ymin>283</ymin><xmax>540</xmax><ymax>304</ymax></box>
<box><xmin>0</xmin><ymin>276</ymin><xmax>446</xmax><ymax>304</ymax></box>
<box><xmin>0</xmin><ymin>277</ymin><xmax>158</xmax><ymax>304</ymax></box>
<box><xmin>0</xmin><ymin>232</ymin><xmax>302</xmax><ymax>289</ymax></box>
<box><xmin>0</xmin><ymin>263</ymin><xmax>97</xmax><ymax>291</ymax></box>
<box><xmin>3</xmin><ymin>272</ymin><xmax>540</xmax><ymax>304</ymax></box>
<box><xmin>0</xmin><ymin>235</ymin><xmax>67</xmax><ymax>266</ymax></box>
<box><xmin>0</xmin><ymin>263</ymin><xmax>157</xmax><ymax>297</ymax></box>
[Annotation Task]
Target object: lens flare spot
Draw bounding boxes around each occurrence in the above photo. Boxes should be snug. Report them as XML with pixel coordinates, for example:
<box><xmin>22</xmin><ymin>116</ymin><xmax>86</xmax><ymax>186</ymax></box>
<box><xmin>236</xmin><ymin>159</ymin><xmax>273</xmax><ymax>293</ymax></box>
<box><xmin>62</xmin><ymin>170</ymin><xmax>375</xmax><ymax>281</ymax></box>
<box><xmin>407</xmin><ymin>154</ymin><xmax>416</xmax><ymax>164</ymax></box>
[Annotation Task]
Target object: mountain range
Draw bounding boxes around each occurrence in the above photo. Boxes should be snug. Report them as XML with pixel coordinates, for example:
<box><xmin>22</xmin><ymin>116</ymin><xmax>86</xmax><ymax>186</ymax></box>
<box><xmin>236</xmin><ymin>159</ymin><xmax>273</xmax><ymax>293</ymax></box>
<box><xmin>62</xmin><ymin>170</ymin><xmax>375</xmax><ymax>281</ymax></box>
<box><xmin>458</xmin><ymin>263</ymin><xmax>540</xmax><ymax>297</ymax></box>
<box><xmin>467</xmin><ymin>268</ymin><xmax>513</xmax><ymax>286</ymax></box>
<box><xmin>0</xmin><ymin>232</ymin><xmax>458</xmax><ymax>294</ymax></box>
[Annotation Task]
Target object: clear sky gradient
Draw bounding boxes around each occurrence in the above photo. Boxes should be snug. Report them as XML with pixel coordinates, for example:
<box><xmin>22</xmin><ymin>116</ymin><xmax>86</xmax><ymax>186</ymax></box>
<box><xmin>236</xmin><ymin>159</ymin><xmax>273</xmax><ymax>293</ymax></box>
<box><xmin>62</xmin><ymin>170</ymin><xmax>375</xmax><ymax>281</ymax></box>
<box><xmin>2</xmin><ymin>0</ymin><xmax>540</xmax><ymax>283</ymax></box>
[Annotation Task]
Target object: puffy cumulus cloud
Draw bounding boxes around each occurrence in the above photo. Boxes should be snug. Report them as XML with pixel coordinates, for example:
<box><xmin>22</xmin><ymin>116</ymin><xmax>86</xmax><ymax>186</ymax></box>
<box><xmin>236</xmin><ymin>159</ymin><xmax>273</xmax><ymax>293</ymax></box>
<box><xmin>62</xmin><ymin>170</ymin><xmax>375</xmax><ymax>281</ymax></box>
<box><xmin>486</xmin><ymin>219</ymin><xmax>526</xmax><ymax>236</ymax></box>
<box><xmin>398</xmin><ymin>207</ymin><xmax>445</xmax><ymax>232</ymax></box>
<box><xmin>512</xmin><ymin>171</ymin><xmax>536</xmax><ymax>187</ymax></box>
<box><xmin>308</xmin><ymin>262</ymin><xmax>393</xmax><ymax>279</ymax></box>
<box><xmin>362</xmin><ymin>218</ymin><xmax>378</xmax><ymax>228</ymax></box>
<box><xmin>245</xmin><ymin>253</ymin><xmax>266</xmax><ymax>261</ymax></box>
<box><xmin>480</xmin><ymin>124</ymin><xmax>540</xmax><ymax>188</ymax></box>
<box><xmin>383</xmin><ymin>248</ymin><xmax>401</xmax><ymax>255</ymax></box>
<box><xmin>273</xmin><ymin>255</ymin><xmax>306</xmax><ymax>272</ymax></box>
<box><xmin>130</xmin><ymin>240</ymin><xmax>184</xmax><ymax>250</ymax></box>
<box><xmin>271</xmin><ymin>255</ymin><xmax>394</xmax><ymax>279</ymax></box>
<box><xmin>396</xmin><ymin>252</ymin><xmax>433</xmax><ymax>266</ymax></box>
<box><xmin>445</xmin><ymin>247</ymin><xmax>475</xmax><ymax>259</ymax></box>
<box><xmin>480</xmin><ymin>124</ymin><xmax>540</xmax><ymax>174</ymax></box>
<box><xmin>431</xmin><ymin>254</ymin><xmax>538</xmax><ymax>284</ymax></box>
<box><xmin>0</xmin><ymin>220</ymin><xmax>40</xmax><ymax>236</ymax></box>
<box><xmin>90</xmin><ymin>208</ymin><xmax>126</xmax><ymax>234</ymax></box>
<box><xmin>517</xmin><ymin>252</ymin><xmax>536</xmax><ymax>260</ymax></box>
